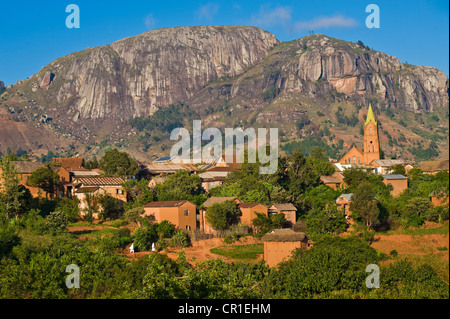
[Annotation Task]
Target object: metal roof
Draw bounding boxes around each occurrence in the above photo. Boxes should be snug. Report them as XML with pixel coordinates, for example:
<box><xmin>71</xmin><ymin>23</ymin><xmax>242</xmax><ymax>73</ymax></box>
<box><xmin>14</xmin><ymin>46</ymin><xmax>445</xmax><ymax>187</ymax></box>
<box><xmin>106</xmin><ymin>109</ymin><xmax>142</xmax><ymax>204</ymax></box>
<box><xmin>381</xmin><ymin>174</ymin><xmax>407</xmax><ymax>180</ymax></box>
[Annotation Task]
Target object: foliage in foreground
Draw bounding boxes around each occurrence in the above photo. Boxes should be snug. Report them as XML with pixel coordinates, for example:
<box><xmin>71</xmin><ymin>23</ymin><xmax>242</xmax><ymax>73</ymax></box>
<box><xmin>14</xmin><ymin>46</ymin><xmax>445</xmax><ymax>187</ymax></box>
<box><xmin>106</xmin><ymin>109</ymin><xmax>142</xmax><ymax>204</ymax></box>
<box><xmin>0</xmin><ymin>232</ymin><xmax>447</xmax><ymax>299</ymax></box>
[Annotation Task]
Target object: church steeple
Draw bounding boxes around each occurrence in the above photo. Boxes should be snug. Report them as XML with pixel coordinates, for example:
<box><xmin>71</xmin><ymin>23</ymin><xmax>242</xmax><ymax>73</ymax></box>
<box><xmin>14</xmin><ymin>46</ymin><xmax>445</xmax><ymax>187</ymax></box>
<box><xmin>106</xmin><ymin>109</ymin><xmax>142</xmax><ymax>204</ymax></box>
<box><xmin>365</xmin><ymin>104</ymin><xmax>377</xmax><ymax>126</ymax></box>
<box><xmin>363</xmin><ymin>104</ymin><xmax>380</xmax><ymax>164</ymax></box>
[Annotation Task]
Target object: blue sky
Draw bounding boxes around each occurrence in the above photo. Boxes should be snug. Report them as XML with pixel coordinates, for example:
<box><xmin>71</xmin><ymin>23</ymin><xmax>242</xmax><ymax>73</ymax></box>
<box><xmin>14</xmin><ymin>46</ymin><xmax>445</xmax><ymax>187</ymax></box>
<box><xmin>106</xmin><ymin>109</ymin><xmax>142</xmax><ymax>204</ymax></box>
<box><xmin>0</xmin><ymin>0</ymin><xmax>448</xmax><ymax>86</ymax></box>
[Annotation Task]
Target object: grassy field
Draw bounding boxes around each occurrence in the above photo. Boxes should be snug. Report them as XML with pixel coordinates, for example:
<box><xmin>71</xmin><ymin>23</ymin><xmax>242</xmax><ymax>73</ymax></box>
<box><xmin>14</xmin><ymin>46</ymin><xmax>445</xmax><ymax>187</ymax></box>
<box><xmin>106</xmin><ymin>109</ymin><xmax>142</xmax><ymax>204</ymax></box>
<box><xmin>210</xmin><ymin>243</ymin><xmax>264</xmax><ymax>261</ymax></box>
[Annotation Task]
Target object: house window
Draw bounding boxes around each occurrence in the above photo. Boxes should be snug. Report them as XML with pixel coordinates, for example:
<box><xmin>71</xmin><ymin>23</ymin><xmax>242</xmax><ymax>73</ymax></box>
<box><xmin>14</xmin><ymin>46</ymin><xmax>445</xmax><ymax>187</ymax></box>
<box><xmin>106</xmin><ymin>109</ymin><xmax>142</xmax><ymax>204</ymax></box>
<box><xmin>61</xmin><ymin>177</ymin><xmax>65</xmax><ymax>182</ymax></box>
<box><xmin>186</xmin><ymin>225</ymin><xmax>191</xmax><ymax>230</ymax></box>
<box><xmin>26</xmin><ymin>176</ymin><xmax>29</xmax><ymax>186</ymax></box>
<box><xmin>372</xmin><ymin>146</ymin><xmax>375</xmax><ymax>152</ymax></box>
<box><xmin>116</xmin><ymin>189</ymin><xmax>123</xmax><ymax>195</ymax></box>
<box><xmin>184</xmin><ymin>210</ymin><xmax>189</xmax><ymax>216</ymax></box>
<box><xmin>358</xmin><ymin>158</ymin><xmax>361</xmax><ymax>164</ymax></box>
<box><xmin>353</xmin><ymin>156</ymin><xmax>356</xmax><ymax>164</ymax></box>
<box><xmin>370</xmin><ymin>128</ymin><xmax>372</xmax><ymax>134</ymax></box>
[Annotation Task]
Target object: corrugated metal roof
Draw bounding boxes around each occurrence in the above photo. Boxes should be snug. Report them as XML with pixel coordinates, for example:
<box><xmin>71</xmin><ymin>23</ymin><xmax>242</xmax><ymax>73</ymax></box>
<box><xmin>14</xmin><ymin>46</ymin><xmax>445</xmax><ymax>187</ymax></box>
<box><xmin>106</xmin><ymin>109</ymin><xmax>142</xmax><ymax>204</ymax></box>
<box><xmin>336</xmin><ymin>193</ymin><xmax>353</xmax><ymax>202</ymax></box>
<box><xmin>372</xmin><ymin>159</ymin><xmax>407</xmax><ymax>167</ymax></box>
<box><xmin>382</xmin><ymin>174</ymin><xmax>407</xmax><ymax>180</ymax></box>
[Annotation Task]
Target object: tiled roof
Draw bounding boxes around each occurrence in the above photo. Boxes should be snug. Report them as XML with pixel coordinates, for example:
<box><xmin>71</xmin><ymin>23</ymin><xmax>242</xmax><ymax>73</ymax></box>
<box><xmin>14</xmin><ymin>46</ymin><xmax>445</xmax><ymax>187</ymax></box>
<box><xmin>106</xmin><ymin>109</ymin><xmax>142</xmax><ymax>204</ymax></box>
<box><xmin>270</xmin><ymin>203</ymin><xmax>297</xmax><ymax>211</ymax></box>
<box><xmin>238</xmin><ymin>202</ymin><xmax>265</xmax><ymax>209</ymax></box>
<box><xmin>420</xmin><ymin>160</ymin><xmax>449</xmax><ymax>172</ymax></box>
<box><xmin>202</xmin><ymin>196</ymin><xmax>241</xmax><ymax>208</ymax></box>
<box><xmin>73</xmin><ymin>176</ymin><xmax>125</xmax><ymax>186</ymax></box>
<box><xmin>320</xmin><ymin>175</ymin><xmax>342</xmax><ymax>184</ymax></box>
<box><xmin>53</xmin><ymin>157</ymin><xmax>84</xmax><ymax>170</ymax></box>
<box><xmin>144</xmin><ymin>200</ymin><xmax>190</xmax><ymax>208</ymax></box>
<box><xmin>12</xmin><ymin>161</ymin><xmax>45</xmax><ymax>174</ymax></box>
<box><xmin>261</xmin><ymin>229</ymin><xmax>308</xmax><ymax>242</ymax></box>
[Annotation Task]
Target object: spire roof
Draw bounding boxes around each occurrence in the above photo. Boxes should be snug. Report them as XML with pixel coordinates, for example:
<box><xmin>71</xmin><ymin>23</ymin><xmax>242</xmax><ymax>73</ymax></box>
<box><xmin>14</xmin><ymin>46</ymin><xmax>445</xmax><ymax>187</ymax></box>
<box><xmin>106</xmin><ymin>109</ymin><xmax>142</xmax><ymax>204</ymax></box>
<box><xmin>365</xmin><ymin>104</ymin><xmax>377</xmax><ymax>126</ymax></box>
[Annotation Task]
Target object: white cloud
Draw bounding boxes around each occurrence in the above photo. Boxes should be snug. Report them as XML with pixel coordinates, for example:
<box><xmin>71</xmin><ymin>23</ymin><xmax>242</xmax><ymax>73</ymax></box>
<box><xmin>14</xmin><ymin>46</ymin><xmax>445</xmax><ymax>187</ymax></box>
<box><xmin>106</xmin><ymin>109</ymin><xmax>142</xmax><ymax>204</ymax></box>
<box><xmin>291</xmin><ymin>15</ymin><xmax>357</xmax><ymax>32</ymax></box>
<box><xmin>196</xmin><ymin>3</ymin><xmax>220</xmax><ymax>21</ymax></box>
<box><xmin>144</xmin><ymin>13</ymin><xmax>157</xmax><ymax>29</ymax></box>
<box><xmin>250</xmin><ymin>5</ymin><xmax>357</xmax><ymax>33</ymax></box>
<box><xmin>251</xmin><ymin>5</ymin><xmax>292</xmax><ymax>27</ymax></box>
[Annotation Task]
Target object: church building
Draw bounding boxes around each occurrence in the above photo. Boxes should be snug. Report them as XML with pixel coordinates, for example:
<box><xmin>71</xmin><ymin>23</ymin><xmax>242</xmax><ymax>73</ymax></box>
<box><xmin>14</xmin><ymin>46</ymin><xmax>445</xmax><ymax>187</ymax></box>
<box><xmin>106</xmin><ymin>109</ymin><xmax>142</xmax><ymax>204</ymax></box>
<box><xmin>338</xmin><ymin>104</ymin><xmax>380</xmax><ymax>166</ymax></box>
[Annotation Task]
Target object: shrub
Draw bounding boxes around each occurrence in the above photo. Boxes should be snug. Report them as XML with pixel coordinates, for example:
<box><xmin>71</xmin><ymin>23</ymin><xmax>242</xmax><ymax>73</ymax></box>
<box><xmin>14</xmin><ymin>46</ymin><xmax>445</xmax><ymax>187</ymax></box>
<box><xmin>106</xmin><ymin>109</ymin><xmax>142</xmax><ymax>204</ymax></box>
<box><xmin>390</xmin><ymin>249</ymin><xmax>398</xmax><ymax>257</ymax></box>
<box><xmin>45</xmin><ymin>211</ymin><xmax>70</xmax><ymax>235</ymax></box>
<box><xmin>0</xmin><ymin>224</ymin><xmax>21</xmax><ymax>258</ymax></box>
<box><xmin>133</xmin><ymin>225</ymin><xmax>158</xmax><ymax>252</ymax></box>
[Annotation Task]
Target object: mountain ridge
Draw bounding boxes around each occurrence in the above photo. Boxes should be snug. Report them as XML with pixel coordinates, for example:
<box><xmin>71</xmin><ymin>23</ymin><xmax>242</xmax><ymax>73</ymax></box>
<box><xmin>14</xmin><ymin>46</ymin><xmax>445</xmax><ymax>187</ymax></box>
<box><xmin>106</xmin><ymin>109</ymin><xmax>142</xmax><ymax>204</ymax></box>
<box><xmin>0</xmin><ymin>26</ymin><xmax>448</xmax><ymax>162</ymax></box>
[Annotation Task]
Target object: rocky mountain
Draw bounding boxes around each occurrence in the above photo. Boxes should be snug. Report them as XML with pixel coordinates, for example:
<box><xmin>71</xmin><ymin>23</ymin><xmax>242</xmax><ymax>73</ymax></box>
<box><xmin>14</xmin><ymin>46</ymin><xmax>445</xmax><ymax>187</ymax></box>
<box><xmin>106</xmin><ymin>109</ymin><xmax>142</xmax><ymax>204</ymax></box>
<box><xmin>0</xmin><ymin>26</ymin><xmax>448</xmax><ymax>161</ymax></box>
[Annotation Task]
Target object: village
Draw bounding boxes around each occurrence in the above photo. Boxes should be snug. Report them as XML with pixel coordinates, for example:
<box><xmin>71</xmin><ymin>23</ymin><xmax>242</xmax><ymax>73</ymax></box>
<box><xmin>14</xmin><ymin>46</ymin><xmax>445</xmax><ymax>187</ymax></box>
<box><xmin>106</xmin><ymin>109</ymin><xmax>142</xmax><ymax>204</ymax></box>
<box><xmin>1</xmin><ymin>105</ymin><xmax>448</xmax><ymax>268</ymax></box>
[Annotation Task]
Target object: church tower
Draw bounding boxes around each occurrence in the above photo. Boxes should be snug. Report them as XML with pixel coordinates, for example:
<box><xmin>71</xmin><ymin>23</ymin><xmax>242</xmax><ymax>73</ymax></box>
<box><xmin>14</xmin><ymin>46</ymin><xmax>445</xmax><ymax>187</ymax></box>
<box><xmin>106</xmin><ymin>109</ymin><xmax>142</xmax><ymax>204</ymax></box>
<box><xmin>363</xmin><ymin>104</ymin><xmax>380</xmax><ymax>164</ymax></box>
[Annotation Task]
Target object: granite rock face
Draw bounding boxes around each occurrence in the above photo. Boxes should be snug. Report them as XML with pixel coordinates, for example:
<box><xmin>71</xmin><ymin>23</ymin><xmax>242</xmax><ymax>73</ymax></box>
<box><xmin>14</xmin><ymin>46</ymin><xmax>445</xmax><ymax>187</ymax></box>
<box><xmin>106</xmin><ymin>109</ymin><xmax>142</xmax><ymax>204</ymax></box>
<box><xmin>225</xmin><ymin>35</ymin><xmax>448</xmax><ymax>113</ymax></box>
<box><xmin>32</xmin><ymin>26</ymin><xmax>278</xmax><ymax>120</ymax></box>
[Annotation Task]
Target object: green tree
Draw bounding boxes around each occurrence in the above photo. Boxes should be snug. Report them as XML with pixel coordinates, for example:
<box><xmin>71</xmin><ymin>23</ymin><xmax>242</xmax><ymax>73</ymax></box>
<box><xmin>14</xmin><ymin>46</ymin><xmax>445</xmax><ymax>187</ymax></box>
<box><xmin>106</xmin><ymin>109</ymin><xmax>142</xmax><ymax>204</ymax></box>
<box><xmin>99</xmin><ymin>149</ymin><xmax>138</xmax><ymax>177</ymax></box>
<box><xmin>28</xmin><ymin>166</ymin><xmax>60</xmax><ymax>199</ymax></box>
<box><xmin>133</xmin><ymin>224</ymin><xmax>158</xmax><ymax>251</ymax></box>
<box><xmin>0</xmin><ymin>157</ymin><xmax>26</xmax><ymax>219</ymax></box>
<box><xmin>83</xmin><ymin>192</ymin><xmax>101</xmax><ymax>224</ymax></box>
<box><xmin>155</xmin><ymin>170</ymin><xmax>204</xmax><ymax>205</ymax></box>
<box><xmin>205</xmin><ymin>200</ymin><xmax>240</xmax><ymax>230</ymax></box>
<box><xmin>350</xmin><ymin>181</ymin><xmax>380</xmax><ymax>229</ymax></box>
<box><xmin>99</xmin><ymin>193</ymin><xmax>124</xmax><ymax>220</ymax></box>
<box><xmin>252</xmin><ymin>212</ymin><xmax>288</xmax><ymax>235</ymax></box>
<box><xmin>55</xmin><ymin>197</ymin><xmax>80</xmax><ymax>222</ymax></box>
<box><xmin>304</xmin><ymin>206</ymin><xmax>347</xmax><ymax>238</ymax></box>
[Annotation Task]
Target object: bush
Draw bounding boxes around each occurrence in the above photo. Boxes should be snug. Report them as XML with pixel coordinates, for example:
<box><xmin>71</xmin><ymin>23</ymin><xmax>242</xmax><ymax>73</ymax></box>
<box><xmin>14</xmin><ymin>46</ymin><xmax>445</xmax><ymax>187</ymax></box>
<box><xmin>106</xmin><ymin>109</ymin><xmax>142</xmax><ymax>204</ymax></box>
<box><xmin>45</xmin><ymin>211</ymin><xmax>70</xmax><ymax>235</ymax></box>
<box><xmin>133</xmin><ymin>225</ymin><xmax>158</xmax><ymax>252</ymax></box>
<box><xmin>0</xmin><ymin>224</ymin><xmax>21</xmax><ymax>258</ymax></box>
<box><xmin>23</xmin><ymin>209</ymin><xmax>48</xmax><ymax>235</ymax></box>
<box><xmin>155</xmin><ymin>220</ymin><xmax>176</xmax><ymax>239</ymax></box>
<box><xmin>55</xmin><ymin>198</ymin><xmax>80</xmax><ymax>223</ymax></box>
<box><xmin>171</xmin><ymin>230</ymin><xmax>191</xmax><ymax>248</ymax></box>
<box><xmin>390</xmin><ymin>249</ymin><xmax>398</xmax><ymax>257</ymax></box>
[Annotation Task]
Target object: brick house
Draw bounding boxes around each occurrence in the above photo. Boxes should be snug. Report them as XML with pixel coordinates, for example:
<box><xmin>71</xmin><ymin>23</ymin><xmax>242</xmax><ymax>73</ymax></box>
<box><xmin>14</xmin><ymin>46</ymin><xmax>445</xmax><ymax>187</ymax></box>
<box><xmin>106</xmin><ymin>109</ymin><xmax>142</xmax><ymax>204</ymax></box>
<box><xmin>268</xmin><ymin>203</ymin><xmax>297</xmax><ymax>225</ymax></box>
<box><xmin>261</xmin><ymin>229</ymin><xmax>310</xmax><ymax>267</ymax></box>
<box><xmin>238</xmin><ymin>202</ymin><xmax>268</xmax><ymax>227</ymax></box>
<box><xmin>0</xmin><ymin>161</ymin><xmax>46</xmax><ymax>197</ymax></box>
<box><xmin>320</xmin><ymin>175</ymin><xmax>344</xmax><ymax>190</ymax></box>
<box><xmin>72</xmin><ymin>176</ymin><xmax>126</xmax><ymax>202</ymax></box>
<box><xmin>143</xmin><ymin>200</ymin><xmax>197</xmax><ymax>231</ymax></box>
<box><xmin>199</xmin><ymin>197</ymin><xmax>243</xmax><ymax>234</ymax></box>
<box><xmin>382</xmin><ymin>174</ymin><xmax>408</xmax><ymax>196</ymax></box>
<box><xmin>419</xmin><ymin>160</ymin><xmax>449</xmax><ymax>175</ymax></box>
<box><xmin>335</xmin><ymin>193</ymin><xmax>353</xmax><ymax>225</ymax></box>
